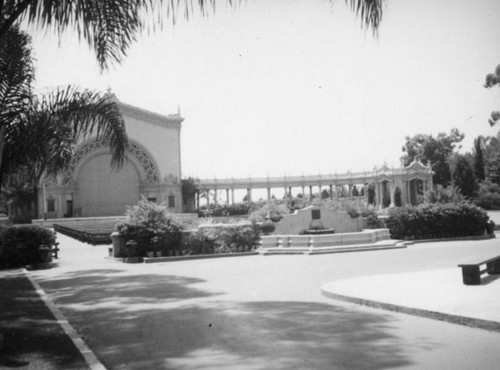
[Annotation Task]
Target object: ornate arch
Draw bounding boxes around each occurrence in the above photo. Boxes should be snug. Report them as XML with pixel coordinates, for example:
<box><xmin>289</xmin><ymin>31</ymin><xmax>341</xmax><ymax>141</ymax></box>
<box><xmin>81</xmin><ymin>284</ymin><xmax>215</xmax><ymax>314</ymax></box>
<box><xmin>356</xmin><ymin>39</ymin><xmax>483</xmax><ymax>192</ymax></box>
<box><xmin>63</xmin><ymin>138</ymin><xmax>160</xmax><ymax>185</ymax></box>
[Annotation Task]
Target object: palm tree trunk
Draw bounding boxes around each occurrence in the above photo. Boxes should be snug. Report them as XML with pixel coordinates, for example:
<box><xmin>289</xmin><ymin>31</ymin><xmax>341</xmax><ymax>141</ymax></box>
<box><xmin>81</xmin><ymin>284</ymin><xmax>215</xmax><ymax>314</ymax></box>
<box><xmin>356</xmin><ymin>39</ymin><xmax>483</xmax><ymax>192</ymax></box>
<box><xmin>32</xmin><ymin>183</ymin><xmax>39</xmax><ymax>220</ymax></box>
<box><xmin>0</xmin><ymin>124</ymin><xmax>5</xmax><ymax>182</ymax></box>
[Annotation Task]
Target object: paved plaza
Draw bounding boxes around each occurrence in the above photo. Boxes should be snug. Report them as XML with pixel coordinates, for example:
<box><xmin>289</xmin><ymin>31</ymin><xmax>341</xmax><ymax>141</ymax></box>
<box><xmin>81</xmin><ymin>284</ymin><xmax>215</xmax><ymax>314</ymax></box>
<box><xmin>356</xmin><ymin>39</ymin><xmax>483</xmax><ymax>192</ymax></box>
<box><xmin>8</xmin><ymin>230</ymin><xmax>496</xmax><ymax>370</ymax></box>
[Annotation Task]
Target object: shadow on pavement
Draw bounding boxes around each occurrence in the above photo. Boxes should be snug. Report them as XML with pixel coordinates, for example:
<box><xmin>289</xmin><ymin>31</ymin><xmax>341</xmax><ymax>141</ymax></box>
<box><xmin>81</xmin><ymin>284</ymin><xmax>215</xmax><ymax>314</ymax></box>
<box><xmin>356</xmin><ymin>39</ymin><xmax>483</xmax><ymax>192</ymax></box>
<box><xmin>0</xmin><ymin>272</ymin><xmax>88</xmax><ymax>370</ymax></box>
<box><xmin>34</xmin><ymin>269</ymin><xmax>415</xmax><ymax>370</ymax></box>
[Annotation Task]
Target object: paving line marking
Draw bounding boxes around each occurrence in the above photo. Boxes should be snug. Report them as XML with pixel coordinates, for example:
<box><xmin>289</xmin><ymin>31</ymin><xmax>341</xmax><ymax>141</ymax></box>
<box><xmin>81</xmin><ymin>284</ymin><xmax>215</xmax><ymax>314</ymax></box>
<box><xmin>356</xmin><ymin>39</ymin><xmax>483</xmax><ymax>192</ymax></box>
<box><xmin>24</xmin><ymin>269</ymin><xmax>107</xmax><ymax>370</ymax></box>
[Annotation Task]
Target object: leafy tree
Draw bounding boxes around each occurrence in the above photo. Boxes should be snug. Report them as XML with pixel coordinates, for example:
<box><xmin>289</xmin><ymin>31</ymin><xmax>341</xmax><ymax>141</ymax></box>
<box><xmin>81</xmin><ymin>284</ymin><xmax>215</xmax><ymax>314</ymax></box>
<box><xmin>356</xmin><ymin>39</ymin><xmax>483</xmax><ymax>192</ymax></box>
<box><xmin>473</xmin><ymin>136</ymin><xmax>486</xmax><ymax>182</ymax></box>
<box><xmin>483</xmin><ymin>133</ymin><xmax>500</xmax><ymax>185</ymax></box>
<box><xmin>401</xmin><ymin>128</ymin><xmax>464</xmax><ymax>186</ymax></box>
<box><xmin>352</xmin><ymin>185</ymin><xmax>359</xmax><ymax>197</ymax></box>
<box><xmin>367</xmin><ymin>183</ymin><xmax>376</xmax><ymax>205</ymax></box>
<box><xmin>484</xmin><ymin>64</ymin><xmax>500</xmax><ymax>126</ymax></box>
<box><xmin>449</xmin><ymin>153</ymin><xmax>475</xmax><ymax>198</ymax></box>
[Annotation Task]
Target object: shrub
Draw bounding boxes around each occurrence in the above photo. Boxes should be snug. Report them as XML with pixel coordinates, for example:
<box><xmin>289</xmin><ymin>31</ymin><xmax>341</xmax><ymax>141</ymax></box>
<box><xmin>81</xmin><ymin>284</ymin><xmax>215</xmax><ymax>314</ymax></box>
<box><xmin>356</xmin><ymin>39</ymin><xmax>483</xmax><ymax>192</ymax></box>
<box><xmin>183</xmin><ymin>223</ymin><xmax>260</xmax><ymax>255</ymax></box>
<box><xmin>251</xmin><ymin>200</ymin><xmax>290</xmax><ymax>222</ymax></box>
<box><xmin>116</xmin><ymin>197</ymin><xmax>182</xmax><ymax>256</ymax></box>
<box><xmin>0</xmin><ymin>225</ymin><xmax>57</xmax><ymax>269</ymax></box>
<box><xmin>385</xmin><ymin>202</ymin><xmax>489</xmax><ymax>240</ymax></box>
<box><xmin>474</xmin><ymin>181</ymin><xmax>500</xmax><ymax>210</ymax></box>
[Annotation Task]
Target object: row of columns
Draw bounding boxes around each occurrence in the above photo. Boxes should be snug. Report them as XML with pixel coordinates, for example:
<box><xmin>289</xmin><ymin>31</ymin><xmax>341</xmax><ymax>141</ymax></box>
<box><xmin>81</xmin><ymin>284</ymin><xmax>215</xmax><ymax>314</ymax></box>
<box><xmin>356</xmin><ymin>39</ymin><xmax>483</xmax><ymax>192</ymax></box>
<box><xmin>195</xmin><ymin>178</ymin><xmax>429</xmax><ymax>211</ymax></box>
<box><xmin>196</xmin><ymin>183</ymin><xmax>372</xmax><ymax>209</ymax></box>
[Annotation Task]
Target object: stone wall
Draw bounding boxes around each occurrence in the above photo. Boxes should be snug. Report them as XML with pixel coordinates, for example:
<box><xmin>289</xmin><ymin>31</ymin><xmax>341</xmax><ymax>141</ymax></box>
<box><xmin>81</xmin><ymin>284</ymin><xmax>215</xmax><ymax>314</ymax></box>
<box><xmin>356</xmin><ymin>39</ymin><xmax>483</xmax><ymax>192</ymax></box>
<box><xmin>273</xmin><ymin>206</ymin><xmax>367</xmax><ymax>235</ymax></box>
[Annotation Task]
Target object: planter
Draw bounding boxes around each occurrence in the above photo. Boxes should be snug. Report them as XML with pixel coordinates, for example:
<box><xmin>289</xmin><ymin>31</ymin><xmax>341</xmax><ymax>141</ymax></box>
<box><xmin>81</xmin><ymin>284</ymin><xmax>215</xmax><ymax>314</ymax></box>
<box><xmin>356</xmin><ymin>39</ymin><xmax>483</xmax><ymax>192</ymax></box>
<box><xmin>111</xmin><ymin>232</ymin><xmax>127</xmax><ymax>258</ymax></box>
<box><xmin>38</xmin><ymin>247</ymin><xmax>53</xmax><ymax>263</ymax></box>
<box><xmin>125</xmin><ymin>240</ymin><xmax>138</xmax><ymax>257</ymax></box>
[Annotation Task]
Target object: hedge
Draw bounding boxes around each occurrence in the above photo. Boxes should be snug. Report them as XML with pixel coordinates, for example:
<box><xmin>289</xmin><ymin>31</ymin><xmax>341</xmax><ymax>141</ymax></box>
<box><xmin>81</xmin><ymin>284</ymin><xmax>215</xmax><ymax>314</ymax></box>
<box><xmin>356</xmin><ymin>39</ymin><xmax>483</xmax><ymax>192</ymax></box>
<box><xmin>0</xmin><ymin>225</ymin><xmax>57</xmax><ymax>269</ymax></box>
<box><xmin>183</xmin><ymin>224</ymin><xmax>260</xmax><ymax>255</ymax></box>
<box><xmin>385</xmin><ymin>203</ymin><xmax>490</xmax><ymax>240</ymax></box>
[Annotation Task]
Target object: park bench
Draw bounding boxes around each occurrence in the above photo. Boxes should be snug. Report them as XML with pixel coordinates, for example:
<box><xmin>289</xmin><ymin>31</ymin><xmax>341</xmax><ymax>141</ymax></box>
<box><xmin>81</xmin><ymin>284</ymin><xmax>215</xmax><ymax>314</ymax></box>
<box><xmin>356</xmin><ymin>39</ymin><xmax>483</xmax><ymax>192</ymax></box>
<box><xmin>458</xmin><ymin>255</ymin><xmax>500</xmax><ymax>285</ymax></box>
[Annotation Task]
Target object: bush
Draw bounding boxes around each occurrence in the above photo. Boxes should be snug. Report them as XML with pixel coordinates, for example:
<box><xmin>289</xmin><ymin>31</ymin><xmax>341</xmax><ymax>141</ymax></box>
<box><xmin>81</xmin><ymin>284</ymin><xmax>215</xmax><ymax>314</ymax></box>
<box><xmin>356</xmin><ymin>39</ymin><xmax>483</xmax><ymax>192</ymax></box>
<box><xmin>251</xmin><ymin>200</ymin><xmax>290</xmax><ymax>222</ymax></box>
<box><xmin>0</xmin><ymin>225</ymin><xmax>57</xmax><ymax>269</ymax></box>
<box><xmin>385</xmin><ymin>202</ymin><xmax>489</xmax><ymax>240</ymax></box>
<box><xmin>183</xmin><ymin>223</ymin><xmax>260</xmax><ymax>255</ymax></box>
<box><xmin>116</xmin><ymin>197</ymin><xmax>182</xmax><ymax>256</ymax></box>
<box><xmin>474</xmin><ymin>181</ymin><xmax>500</xmax><ymax>210</ymax></box>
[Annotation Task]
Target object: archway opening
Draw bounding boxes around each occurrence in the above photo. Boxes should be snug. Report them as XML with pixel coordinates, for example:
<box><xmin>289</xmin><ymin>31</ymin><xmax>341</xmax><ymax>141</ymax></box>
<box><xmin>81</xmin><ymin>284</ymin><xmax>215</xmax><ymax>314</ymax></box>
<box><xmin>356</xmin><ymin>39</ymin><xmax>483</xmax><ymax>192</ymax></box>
<box><xmin>77</xmin><ymin>153</ymin><xmax>141</xmax><ymax>216</ymax></box>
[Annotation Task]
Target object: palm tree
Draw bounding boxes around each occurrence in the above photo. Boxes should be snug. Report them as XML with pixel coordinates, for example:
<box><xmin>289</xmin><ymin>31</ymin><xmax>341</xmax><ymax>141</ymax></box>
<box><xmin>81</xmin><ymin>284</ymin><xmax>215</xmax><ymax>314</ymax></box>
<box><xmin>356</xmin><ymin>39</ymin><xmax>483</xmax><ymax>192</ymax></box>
<box><xmin>0</xmin><ymin>1</ymin><xmax>384</xmax><ymax>70</ymax></box>
<box><xmin>0</xmin><ymin>26</ymin><xmax>35</xmax><ymax>182</ymax></box>
<box><xmin>2</xmin><ymin>85</ymin><xmax>128</xmax><ymax>220</ymax></box>
<box><xmin>0</xmin><ymin>1</ymin><xmax>384</xmax><ymax>174</ymax></box>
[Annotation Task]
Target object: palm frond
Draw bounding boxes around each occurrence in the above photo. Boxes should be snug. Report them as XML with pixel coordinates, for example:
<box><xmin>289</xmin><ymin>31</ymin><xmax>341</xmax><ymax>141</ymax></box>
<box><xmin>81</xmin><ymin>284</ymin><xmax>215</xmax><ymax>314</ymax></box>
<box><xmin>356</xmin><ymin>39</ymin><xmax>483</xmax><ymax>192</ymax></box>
<box><xmin>344</xmin><ymin>0</ymin><xmax>384</xmax><ymax>35</ymax></box>
<box><xmin>0</xmin><ymin>26</ymin><xmax>34</xmax><ymax>128</ymax></box>
<box><xmin>39</xmin><ymin>86</ymin><xmax>128</xmax><ymax>168</ymax></box>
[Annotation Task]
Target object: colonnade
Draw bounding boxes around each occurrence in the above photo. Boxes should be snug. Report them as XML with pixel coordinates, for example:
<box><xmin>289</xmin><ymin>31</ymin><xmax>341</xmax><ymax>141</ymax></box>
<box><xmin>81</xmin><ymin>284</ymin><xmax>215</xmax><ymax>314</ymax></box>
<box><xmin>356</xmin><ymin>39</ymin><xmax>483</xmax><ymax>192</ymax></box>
<box><xmin>193</xmin><ymin>160</ymin><xmax>433</xmax><ymax>211</ymax></box>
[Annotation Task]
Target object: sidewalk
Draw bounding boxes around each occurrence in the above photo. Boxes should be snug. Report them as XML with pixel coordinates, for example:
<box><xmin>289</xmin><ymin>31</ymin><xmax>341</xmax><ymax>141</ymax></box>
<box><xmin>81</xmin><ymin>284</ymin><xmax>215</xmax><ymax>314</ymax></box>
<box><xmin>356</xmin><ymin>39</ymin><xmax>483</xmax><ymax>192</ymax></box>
<box><xmin>0</xmin><ymin>269</ymin><xmax>89</xmax><ymax>370</ymax></box>
<box><xmin>322</xmin><ymin>267</ymin><xmax>500</xmax><ymax>332</ymax></box>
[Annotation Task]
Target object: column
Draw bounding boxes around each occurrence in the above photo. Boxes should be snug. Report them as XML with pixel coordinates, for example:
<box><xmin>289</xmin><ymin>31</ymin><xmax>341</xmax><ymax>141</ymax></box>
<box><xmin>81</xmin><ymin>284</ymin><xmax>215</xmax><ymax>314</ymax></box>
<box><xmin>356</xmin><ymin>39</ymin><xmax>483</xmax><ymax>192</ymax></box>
<box><xmin>214</xmin><ymin>189</ymin><xmax>218</xmax><ymax>205</ymax></box>
<box><xmin>247</xmin><ymin>188</ymin><xmax>252</xmax><ymax>204</ymax></box>
<box><xmin>289</xmin><ymin>187</ymin><xmax>292</xmax><ymax>198</ymax></box>
<box><xmin>349</xmin><ymin>184</ymin><xmax>353</xmax><ymax>200</ymax></box>
<box><xmin>231</xmin><ymin>189</ymin><xmax>235</xmax><ymax>205</ymax></box>
<box><xmin>329</xmin><ymin>185</ymin><xmax>333</xmax><ymax>199</ymax></box>
<box><xmin>196</xmin><ymin>191</ymin><xmax>200</xmax><ymax>211</ymax></box>
<box><xmin>375</xmin><ymin>182</ymin><xmax>381</xmax><ymax>207</ymax></box>
<box><xmin>267</xmin><ymin>187</ymin><xmax>271</xmax><ymax>200</ymax></box>
<box><xmin>206</xmin><ymin>190</ymin><xmax>210</xmax><ymax>206</ymax></box>
<box><xmin>390</xmin><ymin>181</ymin><xmax>395</xmax><ymax>207</ymax></box>
<box><xmin>226</xmin><ymin>189</ymin><xmax>230</xmax><ymax>205</ymax></box>
<box><xmin>309</xmin><ymin>185</ymin><xmax>313</xmax><ymax>199</ymax></box>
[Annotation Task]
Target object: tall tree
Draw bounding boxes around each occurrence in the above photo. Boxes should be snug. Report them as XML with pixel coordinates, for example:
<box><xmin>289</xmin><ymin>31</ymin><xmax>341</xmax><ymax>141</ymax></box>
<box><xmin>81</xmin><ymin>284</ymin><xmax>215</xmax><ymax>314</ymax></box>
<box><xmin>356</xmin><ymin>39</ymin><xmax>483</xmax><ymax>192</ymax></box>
<box><xmin>484</xmin><ymin>64</ymin><xmax>500</xmax><ymax>126</ymax></box>
<box><xmin>473</xmin><ymin>136</ymin><xmax>486</xmax><ymax>182</ymax></box>
<box><xmin>449</xmin><ymin>153</ymin><xmax>475</xmax><ymax>198</ymax></box>
<box><xmin>401</xmin><ymin>128</ymin><xmax>464</xmax><ymax>186</ymax></box>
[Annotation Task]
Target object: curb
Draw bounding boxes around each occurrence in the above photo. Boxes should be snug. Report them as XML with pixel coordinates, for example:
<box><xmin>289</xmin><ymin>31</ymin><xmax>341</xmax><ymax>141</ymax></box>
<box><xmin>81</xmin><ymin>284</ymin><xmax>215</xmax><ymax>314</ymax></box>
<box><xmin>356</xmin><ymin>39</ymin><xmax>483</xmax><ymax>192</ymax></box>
<box><xmin>143</xmin><ymin>251</ymin><xmax>259</xmax><ymax>263</ymax></box>
<box><xmin>24</xmin><ymin>270</ymin><xmax>107</xmax><ymax>370</ymax></box>
<box><xmin>321</xmin><ymin>287</ymin><xmax>500</xmax><ymax>333</ymax></box>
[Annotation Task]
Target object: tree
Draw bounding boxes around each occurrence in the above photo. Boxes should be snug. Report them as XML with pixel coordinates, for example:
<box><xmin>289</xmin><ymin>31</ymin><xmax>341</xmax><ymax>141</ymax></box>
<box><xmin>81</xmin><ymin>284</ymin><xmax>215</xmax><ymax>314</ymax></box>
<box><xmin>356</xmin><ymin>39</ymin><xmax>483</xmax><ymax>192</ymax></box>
<box><xmin>2</xmin><ymin>86</ymin><xmax>127</xmax><ymax>219</ymax></box>
<box><xmin>0</xmin><ymin>0</ymin><xmax>383</xmax><ymax>70</ymax></box>
<box><xmin>0</xmin><ymin>26</ymin><xmax>35</xmax><ymax>182</ymax></box>
<box><xmin>449</xmin><ymin>153</ymin><xmax>475</xmax><ymax>198</ymax></box>
<box><xmin>0</xmin><ymin>1</ymin><xmax>384</xmax><ymax>174</ymax></box>
<box><xmin>483</xmin><ymin>133</ymin><xmax>500</xmax><ymax>186</ymax></box>
<box><xmin>473</xmin><ymin>136</ymin><xmax>486</xmax><ymax>182</ymax></box>
<box><xmin>484</xmin><ymin>64</ymin><xmax>500</xmax><ymax>126</ymax></box>
<box><xmin>401</xmin><ymin>128</ymin><xmax>464</xmax><ymax>186</ymax></box>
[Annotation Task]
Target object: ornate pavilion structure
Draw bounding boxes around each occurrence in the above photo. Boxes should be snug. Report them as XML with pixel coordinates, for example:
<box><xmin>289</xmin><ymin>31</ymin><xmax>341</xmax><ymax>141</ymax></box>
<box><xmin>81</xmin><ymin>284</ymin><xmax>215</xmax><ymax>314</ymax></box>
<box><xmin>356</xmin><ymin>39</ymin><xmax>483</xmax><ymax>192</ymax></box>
<box><xmin>37</xmin><ymin>97</ymin><xmax>184</xmax><ymax>219</ymax></box>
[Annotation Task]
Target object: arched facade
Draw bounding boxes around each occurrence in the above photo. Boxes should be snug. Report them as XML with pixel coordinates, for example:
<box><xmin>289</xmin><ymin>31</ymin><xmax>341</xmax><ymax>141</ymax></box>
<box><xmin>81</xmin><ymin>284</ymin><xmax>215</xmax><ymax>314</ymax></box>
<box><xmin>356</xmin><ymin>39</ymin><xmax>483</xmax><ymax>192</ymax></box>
<box><xmin>38</xmin><ymin>98</ymin><xmax>184</xmax><ymax>219</ymax></box>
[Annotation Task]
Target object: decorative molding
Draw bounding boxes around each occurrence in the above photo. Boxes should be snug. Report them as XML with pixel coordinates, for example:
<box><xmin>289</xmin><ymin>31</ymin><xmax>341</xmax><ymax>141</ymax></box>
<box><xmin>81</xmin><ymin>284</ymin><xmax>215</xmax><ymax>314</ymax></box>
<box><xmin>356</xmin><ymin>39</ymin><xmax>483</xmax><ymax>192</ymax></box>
<box><xmin>117</xmin><ymin>101</ymin><xmax>183</xmax><ymax>129</ymax></box>
<box><xmin>63</xmin><ymin>138</ymin><xmax>160</xmax><ymax>185</ymax></box>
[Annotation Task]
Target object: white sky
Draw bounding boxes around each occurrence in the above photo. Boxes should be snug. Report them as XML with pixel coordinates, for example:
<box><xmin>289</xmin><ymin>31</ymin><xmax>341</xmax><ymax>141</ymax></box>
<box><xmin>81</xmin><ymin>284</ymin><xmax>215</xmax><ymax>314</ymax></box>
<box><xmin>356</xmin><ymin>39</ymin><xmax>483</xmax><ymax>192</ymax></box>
<box><xmin>25</xmin><ymin>0</ymin><xmax>500</xmax><ymax>181</ymax></box>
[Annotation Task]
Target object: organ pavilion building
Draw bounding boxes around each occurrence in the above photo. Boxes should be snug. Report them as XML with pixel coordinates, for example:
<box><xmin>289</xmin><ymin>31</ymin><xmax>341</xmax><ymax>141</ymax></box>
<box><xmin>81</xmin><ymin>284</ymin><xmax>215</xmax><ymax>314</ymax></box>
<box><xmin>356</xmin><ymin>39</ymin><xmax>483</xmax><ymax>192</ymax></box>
<box><xmin>38</xmin><ymin>95</ymin><xmax>184</xmax><ymax>219</ymax></box>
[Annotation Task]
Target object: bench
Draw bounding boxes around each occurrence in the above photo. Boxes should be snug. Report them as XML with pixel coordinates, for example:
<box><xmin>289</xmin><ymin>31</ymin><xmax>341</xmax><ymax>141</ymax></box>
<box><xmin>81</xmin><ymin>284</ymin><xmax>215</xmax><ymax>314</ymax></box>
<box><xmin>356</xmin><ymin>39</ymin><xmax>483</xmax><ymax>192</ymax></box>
<box><xmin>458</xmin><ymin>255</ymin><xmax>500</xmax><ymax>285</ymax></box>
